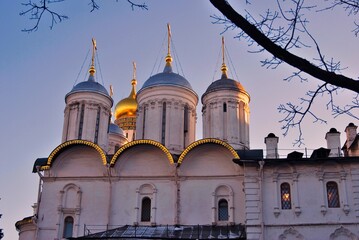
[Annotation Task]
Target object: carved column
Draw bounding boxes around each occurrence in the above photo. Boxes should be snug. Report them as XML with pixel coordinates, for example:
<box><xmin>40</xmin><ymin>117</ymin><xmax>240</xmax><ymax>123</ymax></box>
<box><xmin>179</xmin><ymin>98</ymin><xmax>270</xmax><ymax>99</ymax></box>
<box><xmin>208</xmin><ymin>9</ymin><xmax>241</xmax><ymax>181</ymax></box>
<box><xmin>340</xmin><ymin>171</ymin><xmax>350</xmax><ymax>215</ymax></box>
<box><xmin>292</xmin><ymin>173</ymin><xmax>301</xmax><ymax>216</ymax></box>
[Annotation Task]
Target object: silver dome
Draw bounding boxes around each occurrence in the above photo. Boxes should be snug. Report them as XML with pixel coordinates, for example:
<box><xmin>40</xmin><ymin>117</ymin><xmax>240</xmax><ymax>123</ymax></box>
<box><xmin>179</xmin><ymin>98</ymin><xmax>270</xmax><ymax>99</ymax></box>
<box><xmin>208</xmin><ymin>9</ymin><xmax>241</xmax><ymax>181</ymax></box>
<box><xmin>202</xmin><ymin>75</ymin><xmax>249</xmax><ymax>103</ymax></box>
<box><xmin>109</xmin><ymin>123</ymin><xmax>124</xmax><ymax>135</ymax></box>
<box><xmin>66</xmin><ymin>75</ymin><xmax>110</xmax><ymax>99</ymax></box>
<box><xmin>139</xmin><ymin>64</ymin><xmax>193</xmax><ymax>93</ymax></box>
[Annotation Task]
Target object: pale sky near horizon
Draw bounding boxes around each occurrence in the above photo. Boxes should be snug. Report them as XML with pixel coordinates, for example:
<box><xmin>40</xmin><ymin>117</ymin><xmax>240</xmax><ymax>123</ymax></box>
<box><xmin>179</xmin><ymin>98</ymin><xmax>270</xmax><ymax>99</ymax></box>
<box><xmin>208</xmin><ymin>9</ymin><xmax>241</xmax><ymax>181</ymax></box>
<box><xmin>0</xmin><ymin>1</ymin><xmax>358</xmax><ymax>239</ymax></box>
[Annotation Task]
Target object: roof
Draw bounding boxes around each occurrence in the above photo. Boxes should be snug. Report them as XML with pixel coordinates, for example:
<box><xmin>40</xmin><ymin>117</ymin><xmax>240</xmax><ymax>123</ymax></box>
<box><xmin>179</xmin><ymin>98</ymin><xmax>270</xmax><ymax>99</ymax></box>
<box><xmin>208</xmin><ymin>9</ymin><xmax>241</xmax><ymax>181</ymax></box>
<box><xmin>202</xmin><ymin>75</ymin><xmax>249</xmax><ymax>103</ymax></box>
<box><xmin>233</xmin><ymin>148</ymin><xmax>359</xmax><ymax>166</ymax></box>
<box><xmin>32</xmin><ymin>158</ymin><xmax>48</xmax><ymax>173</ymax></box>
<box><xmin>109</xmin><ymin>123</ymin><xmax>124</xmax><ymax>135</ymax></box>
<box><xmin>139</xmin><ymin>64</ymin><xmax>194</xmax><ymax>94</ymax></box>
<box><xmin>70</xmin><ymin>224</ymin><xmax>246</xmax><ymax>239</ymax></box>
<box><xmin>66</xmin><ymin>76</ymin><xmax>110</xmax><ymax>99</ymax></box>
<box><xmin>15</xmin><ymin>216</ymin><xmax>35</xmax><ymax>231</ymax></box>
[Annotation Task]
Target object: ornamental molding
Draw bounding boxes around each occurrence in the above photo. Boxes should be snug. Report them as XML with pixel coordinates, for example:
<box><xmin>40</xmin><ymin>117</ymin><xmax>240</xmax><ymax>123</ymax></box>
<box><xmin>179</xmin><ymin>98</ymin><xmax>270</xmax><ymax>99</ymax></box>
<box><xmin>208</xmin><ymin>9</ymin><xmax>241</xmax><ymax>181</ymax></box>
<box><xmin>45</xmin><ymin>140</ymin><xmax>107</xmax><ymax>169</ymax></box>
<box><xmin>178</xmin><ymin>138</ymin><xmax>239</xmax><ymax>164</ymax></box>
<box><xmin>110</xmin><ymin>139</ymin><xmax>174</xmax><ymax>166</ymax></box>
<box><xmin>330</xmin><ymin>226</ymin><xmax>358</xmax><ymax>240</ymax></box>
<box><xmin>278</xmin><ymin>227</ymin><xmax>304</xmax><ymax>240</ymax></box>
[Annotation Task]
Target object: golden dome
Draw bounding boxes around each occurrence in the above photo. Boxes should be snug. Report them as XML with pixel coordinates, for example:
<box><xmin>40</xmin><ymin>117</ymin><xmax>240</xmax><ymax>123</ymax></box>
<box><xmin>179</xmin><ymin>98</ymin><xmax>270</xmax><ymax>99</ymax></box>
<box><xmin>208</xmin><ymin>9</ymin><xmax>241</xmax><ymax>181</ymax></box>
<box><xmin>114</xmin><ymin>79</ymin><xmax>138</xmax><ymax>120</ymax></box>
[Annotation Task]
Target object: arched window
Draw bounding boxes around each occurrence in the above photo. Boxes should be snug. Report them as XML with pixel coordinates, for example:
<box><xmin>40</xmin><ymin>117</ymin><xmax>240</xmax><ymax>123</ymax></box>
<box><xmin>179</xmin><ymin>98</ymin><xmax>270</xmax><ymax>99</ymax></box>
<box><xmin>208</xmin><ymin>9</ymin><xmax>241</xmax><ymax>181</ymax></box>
<box><xmin>141</xmin><ymin>197</ymin><xmax>151</xmax><ymax>222</ymax></box>
<box><xmin>218</xmin><ymin>199</ymin><xmax>229</xmax><ymax>221</ymax></box>
<box><xmin>327</xmin><ymin>181</ymin><xmax>340</xmax><ymax>208</ymax></box>
<box><xmin>63</xmin><ymin>216</ymin><xmax>74</xmax><ymax>238</ymax></box>
<box><xmin>280</xmin><ymin>183</ymin><xmax>292</xmax><ymax>209</ymax></box>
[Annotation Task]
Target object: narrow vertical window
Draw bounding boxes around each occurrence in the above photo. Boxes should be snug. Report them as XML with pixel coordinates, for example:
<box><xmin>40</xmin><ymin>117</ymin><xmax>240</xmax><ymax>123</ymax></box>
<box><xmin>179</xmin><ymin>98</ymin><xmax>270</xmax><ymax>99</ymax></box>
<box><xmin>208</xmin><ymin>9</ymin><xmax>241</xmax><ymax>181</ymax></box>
<box><xmin>218</xmin><ymin>199</ymin><xmax>229</xmax><ymax>221</ymax></box>
<box><xmin>281</xmin><ymin>183</ymin><xmax>292</xmax><ymax>209</ymax></box>
<box><xmin>223</xmin><ymin>102</ymin><xmax>227</xmax><ymax>112</ymax></box>
<box><xmin>63</xmin><ymin>216</ymin><xmax>74</xmax><ymax>238</ymax></box>
<box><xmin>107</xmin><ymin>115</ymin><xmax>111</xmax><ymax>133</ymax></box>
<box><xmin>142</xmin><ymin>106</ymin><xmax>146</xmax><ymax>139</ymax></box>
<box><xmin>94</xmin><ymin>106</ymin><xmax>101</xmax><ymax>144</ymax></box>
<box><xmin>161</xmin><ymin>102</ymin><xmax>166</xmax><ymax>144</ymax></box>
<box><xmin>78</xmin><ymin>104</ymin><xmax>85</xmax><ymax>139</ymax></box>
<box><xmin>327</xmin><ymin>181</ymin><xmax>340</xmax><ymax>208</ymax></box>
<box><xmin>184</xmin><ymin>105</ymin><xmax>189</xmax><ymax>133</ymax></box>
<box><xmin>141</xmin><ymin>197</ymin><xmax>151</xmax><ymax>222</ymax></box>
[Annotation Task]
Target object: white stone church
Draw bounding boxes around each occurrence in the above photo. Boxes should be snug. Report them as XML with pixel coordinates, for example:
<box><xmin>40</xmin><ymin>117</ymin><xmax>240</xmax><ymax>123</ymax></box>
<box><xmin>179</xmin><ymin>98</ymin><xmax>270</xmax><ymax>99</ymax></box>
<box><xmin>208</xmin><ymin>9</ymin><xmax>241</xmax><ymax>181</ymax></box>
<box><xmin>16</xmin><ymin>31</ymin><xmax>359</xmax><ymax>240</ymax></box>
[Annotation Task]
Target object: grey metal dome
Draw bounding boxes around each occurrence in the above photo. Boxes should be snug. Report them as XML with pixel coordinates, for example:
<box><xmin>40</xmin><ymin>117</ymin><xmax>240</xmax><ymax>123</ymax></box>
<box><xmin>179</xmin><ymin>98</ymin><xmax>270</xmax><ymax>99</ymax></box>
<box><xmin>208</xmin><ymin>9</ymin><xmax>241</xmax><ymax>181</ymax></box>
<box><xmin>139</xmin><ymin>64</ymin><xmax>193</xmax><ymax>93</ymax></box>
<box><xmin>109</xmin><ymin>123</ymin><xmax>124</xmax><ymax>135</ymax></box>
<box><xmin>66</xmin><ymin>75</ymin><xmax>110</xmax><ymax>99</ymax></box>
<box><xmin>202</xmin><ymin>75</ymin><xmax>249</xmax><ymax>103</ymax></box>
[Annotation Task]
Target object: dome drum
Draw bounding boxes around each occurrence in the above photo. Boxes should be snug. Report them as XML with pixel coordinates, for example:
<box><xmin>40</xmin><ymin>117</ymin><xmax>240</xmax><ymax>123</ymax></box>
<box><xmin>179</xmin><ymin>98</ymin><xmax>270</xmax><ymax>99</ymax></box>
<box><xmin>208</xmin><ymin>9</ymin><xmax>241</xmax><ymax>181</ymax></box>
<box><xmin>115</xmin><ymin>116</ymin><xmax>136</xmax><ymax>130</ymax></box>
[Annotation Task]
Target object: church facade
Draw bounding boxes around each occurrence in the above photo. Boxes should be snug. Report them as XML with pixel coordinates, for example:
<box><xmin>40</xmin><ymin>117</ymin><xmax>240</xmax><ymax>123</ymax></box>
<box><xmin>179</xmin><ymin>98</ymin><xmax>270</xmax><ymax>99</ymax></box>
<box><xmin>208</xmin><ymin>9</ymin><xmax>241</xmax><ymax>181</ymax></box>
<box><xmin>16</xmin><ymin>32</ymin><xmax>359</xmax><ymax>240</ymax></box>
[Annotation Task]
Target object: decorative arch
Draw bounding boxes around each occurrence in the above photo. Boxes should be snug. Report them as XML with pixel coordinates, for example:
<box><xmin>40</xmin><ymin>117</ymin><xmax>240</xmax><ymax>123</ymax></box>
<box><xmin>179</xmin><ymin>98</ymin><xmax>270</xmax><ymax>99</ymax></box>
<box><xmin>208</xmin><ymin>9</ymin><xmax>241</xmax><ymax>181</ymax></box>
<box><xmin>278</xmin><ymin>227</ymin><xmax>304</xmax><ymax>240</ymax></box>
<box><xmin>45</xmin><ymin>140</ymin><xmax>107</xmax><ymax>169</ymax></box>
<box><xmin>110</xmin><ymin>139</ymin><xmax>174</xmax><ymax>166</ymax></box>
<box><xmin>330</xmin><ymin>226</ymin><xmax>358</xmax><ymax>240</ymax></box>
<box><xmin>178</xmin><ymin>138</ymin><xmax>239</xmax><ymax>164</ymax></box>
<box><xmin>60</xmin><ymin>183</ymin><xmax>82</xmax><ymax>209</ymax></box>
<box><xmin>215</xmin><ymin>184</ymin><xmax>234</xmax><ymax>196</ymax></box>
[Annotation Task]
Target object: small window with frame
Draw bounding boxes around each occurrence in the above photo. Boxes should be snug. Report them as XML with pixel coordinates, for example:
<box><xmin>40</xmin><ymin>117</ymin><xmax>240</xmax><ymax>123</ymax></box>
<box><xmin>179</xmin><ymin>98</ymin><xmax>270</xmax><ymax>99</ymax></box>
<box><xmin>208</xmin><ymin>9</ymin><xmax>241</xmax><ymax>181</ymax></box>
<box><xmin>218</xmin><ymin>199</ymin><xmax>229</xmax><ymax>221</ymax></box>
<box><xmin>141</xmin><ymin>197</ymin><xmax>151</xmax><ymax>222</ymax></box>
<box><xmin>280</xmin><ymin>182</ymin><xmax>292</xmax><ymax>210</ymax></box>
<box><xmin>327</xmin><ymin>181</ymin><xmax>340</xmax><ymax>208</ymax></box>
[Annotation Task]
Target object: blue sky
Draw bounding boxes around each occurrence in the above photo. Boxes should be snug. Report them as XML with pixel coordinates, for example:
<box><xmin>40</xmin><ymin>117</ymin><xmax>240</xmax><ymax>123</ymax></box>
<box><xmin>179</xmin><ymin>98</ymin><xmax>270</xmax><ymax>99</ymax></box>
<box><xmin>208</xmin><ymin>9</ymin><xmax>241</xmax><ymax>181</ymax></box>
<box><xmin>0</xmin><ymin>0</ymin><xmax>358</xmax><ymax>238</ymax></box>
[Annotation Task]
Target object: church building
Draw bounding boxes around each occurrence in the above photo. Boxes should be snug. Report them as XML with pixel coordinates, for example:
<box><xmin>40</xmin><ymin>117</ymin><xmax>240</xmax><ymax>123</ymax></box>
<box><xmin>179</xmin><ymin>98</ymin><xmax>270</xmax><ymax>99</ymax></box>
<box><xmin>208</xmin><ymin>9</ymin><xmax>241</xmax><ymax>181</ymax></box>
<box><xmin>15</xmin><ymin>26</ymin><xmax>359</xmax><ymax>240</ymax></box>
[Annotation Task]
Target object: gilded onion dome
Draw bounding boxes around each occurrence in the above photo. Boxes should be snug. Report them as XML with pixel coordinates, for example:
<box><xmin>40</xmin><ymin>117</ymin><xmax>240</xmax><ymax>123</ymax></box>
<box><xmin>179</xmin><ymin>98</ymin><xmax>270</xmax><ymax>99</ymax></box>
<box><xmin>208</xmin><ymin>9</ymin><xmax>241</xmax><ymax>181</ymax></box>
<box><xmin>114</xmin><ymin>64</ymin><xmax>138</xmax><ymax>131</ymax></box>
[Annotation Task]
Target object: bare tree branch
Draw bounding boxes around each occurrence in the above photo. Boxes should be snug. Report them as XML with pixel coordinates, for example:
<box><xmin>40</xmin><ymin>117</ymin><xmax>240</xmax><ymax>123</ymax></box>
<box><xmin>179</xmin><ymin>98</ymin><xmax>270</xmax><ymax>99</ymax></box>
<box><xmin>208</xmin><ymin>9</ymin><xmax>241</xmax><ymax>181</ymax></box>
<box><xmin>125</xmin><ymin>0</ymin><xmax>148</xmax><ymax>10</ymax></box>
<box><xmin>20</xmin><ymin>0</ymin><xmax>148</xmax><ymax>32</ymax></box>
<box><xmin>210</xmin><ymin>0</ymin><xmax>359</xmax><ymax>146</ymax></box>
<box><xmin>20</xmin><ymin>0</ymin><xmax>68</xmax><ymax>32</ymax></box>
<box><xmin>278</xmin><ymin>83</ymin><xmax>328</xmax><ymax>146</ymax></box>
<box><xmin>210</xmin><ymin>0</ymin><xmax>359</xmax><ymax>93</ymax></box>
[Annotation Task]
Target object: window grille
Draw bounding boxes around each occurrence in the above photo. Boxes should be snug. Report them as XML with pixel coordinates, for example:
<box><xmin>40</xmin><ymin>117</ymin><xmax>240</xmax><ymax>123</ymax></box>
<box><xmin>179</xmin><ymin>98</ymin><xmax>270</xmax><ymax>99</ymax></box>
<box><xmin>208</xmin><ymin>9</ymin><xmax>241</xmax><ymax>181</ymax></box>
<box><xmin>327</xmin><ymin>181</ymin><xmax>340</xmax><ymax>208</ymax></box>
<box><xmin>218</xmin><ymin>199</ymin><xmax>229</xmax><ymax>221</ymax></box>
<box><xmin>63</xmin><ymin>216</ymin><xmax>74</xmax><ymax>238</ymax></box>
<box><xmin>280</xmin><ymin>183</ymin><xmax>292</xmax><ymax>209</ymax></box>
<box><xmin>141</xmin><ymin>197</ymin><xmax>151</xmax><ymax>222</ymax></box>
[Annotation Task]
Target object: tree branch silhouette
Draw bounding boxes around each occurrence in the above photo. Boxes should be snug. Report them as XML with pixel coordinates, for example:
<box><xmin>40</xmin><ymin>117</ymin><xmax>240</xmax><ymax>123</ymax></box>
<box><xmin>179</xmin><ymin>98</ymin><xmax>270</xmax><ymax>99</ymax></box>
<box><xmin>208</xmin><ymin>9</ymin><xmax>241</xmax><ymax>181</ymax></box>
<box><xmin>210</xmin><ymin>0</ymin><xmax>359</xmax><ymax>145</ymax></box>
<box><xmin>20</xmin><ymin>0</ymin><xmax>148</xmax><ymax>32</ymax></box>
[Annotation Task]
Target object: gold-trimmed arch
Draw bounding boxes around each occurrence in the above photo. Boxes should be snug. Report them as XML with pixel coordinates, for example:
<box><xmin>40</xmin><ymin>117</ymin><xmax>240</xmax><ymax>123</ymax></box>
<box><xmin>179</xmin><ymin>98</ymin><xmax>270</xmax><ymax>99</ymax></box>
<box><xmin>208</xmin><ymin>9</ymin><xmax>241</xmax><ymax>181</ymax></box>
<box><xmin>46</xmin><ymin>140</ymin><xmax>107</xmax><ymax>167</ymax></box>
<box><xmin>178</xmin><ymin>138</ymin><xmax>239</xmax><ymax>164</ymax></box>
<box><xmin>110</xmin><ymin>139</ymin><xmax>174</xmax><ymax>166</ymax></box>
